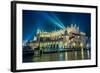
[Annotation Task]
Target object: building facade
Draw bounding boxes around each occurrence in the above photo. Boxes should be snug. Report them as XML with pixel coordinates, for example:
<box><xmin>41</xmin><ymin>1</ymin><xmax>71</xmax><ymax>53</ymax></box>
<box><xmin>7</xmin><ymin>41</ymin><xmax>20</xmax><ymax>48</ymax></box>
<box><xmin>28</xmin><ymin>24</ymin><xmax>90</xmax><ymax>52</ymax></box>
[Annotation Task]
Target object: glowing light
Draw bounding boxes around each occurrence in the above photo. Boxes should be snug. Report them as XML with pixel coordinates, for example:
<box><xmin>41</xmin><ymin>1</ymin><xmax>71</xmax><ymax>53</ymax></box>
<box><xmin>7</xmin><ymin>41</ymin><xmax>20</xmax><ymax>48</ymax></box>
<box><xmin>43</xmin><ymin>13</ymin><xmax>65</xmax><ymax>29</ymax></box>
<box><xmin>50</xmin><ymin>13</ymin><xmax>65</xmax><ymax>28</ymax></box>
<box><xmin>37</xmin><ymin>28</ymin><xmax>41</xmax><ymax>34</ymax></box>
<box><xmin>73</xmin><ymin>42</ymin><xmax>76</xmax><ymax>48</ymax></box>
<box><xmin>33</xmin><ymin>36</ymin><xmax>37</xmax><ymax>41</ymax></box>
<box><xmin>80</xmin><ymin>42</ymin><xmax>83</xmax><ymax>48</ymax></box>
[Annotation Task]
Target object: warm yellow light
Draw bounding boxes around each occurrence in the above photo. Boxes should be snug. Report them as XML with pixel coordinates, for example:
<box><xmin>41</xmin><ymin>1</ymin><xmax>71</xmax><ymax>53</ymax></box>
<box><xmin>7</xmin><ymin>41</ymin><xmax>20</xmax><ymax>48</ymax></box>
<box><xmin>73</xmin><ymin>42</ymin><xmax>76</xmax><ymax>47</ymax></box>
<box><xmin>80</xmin><ymin>42</ymin><xmax>83</xmax><ymax>48</ymax></box>
<box><xmin>64</xmin><ymin>42</ymin><xmax>67</xmax><ymax>47</ymax></box>
<box><xmin>78</xmin><ymin>36</ymin><xmax>80</xmax><ymax>38</ymax></box>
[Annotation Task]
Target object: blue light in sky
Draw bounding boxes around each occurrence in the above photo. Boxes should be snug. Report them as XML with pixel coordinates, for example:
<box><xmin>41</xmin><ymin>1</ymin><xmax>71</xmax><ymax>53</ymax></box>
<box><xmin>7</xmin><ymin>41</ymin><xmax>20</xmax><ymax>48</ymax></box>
<box><xmin>49</xmin><ymin>13</ymin><xmax>65</xmax><ymax>28</ymax></box>
<box><xmin>42</xmin><ymin>12</ymin><xmax>65</xmax><ymax>29</ymax></box>
<box><xmin>23</xmin><ymin>10</ymin><xmax>91</xmax><ymax>42</ymax></box>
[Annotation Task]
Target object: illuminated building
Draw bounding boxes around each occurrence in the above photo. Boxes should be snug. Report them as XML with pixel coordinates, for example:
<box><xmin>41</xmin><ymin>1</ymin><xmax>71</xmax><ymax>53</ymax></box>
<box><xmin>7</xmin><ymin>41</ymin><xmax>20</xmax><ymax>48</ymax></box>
<box><xmin>27</xmin><ymin>24</ymin><xmax>90</xmax><ymax>52</ymax></box>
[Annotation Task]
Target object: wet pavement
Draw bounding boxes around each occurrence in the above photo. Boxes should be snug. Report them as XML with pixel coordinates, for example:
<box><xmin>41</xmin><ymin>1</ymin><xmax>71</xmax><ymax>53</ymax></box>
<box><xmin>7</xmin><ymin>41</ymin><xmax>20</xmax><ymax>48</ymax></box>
<box><xmin>23</xmin><ymin>49</ymin><xmax>91</xmax><ymax>63</ymax></box>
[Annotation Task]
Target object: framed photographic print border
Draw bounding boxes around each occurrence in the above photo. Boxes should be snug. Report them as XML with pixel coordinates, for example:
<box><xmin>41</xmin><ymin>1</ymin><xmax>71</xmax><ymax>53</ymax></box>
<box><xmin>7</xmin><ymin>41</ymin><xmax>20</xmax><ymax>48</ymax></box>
<box><xmin>11</xmin><ymin>1</ymin><xmax>98</xmax><ymax>72</ymax></box>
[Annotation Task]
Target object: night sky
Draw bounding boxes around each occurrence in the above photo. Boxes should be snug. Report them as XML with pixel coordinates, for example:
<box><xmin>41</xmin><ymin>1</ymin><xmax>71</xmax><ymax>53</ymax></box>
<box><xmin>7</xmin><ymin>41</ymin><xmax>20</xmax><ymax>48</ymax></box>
<box><xmin>23</xmin><ymin>10</ymin><xmax>91</xmax><ymax>42</ymax></box>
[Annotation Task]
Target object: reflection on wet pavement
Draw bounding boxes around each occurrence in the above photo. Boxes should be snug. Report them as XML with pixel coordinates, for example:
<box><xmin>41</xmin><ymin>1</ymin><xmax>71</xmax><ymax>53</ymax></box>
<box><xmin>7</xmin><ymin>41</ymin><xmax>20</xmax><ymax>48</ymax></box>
<box><xmin>23</xmin><ymin>49</ymin><xmax>91</xmax><ymax>63</ymax></box>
